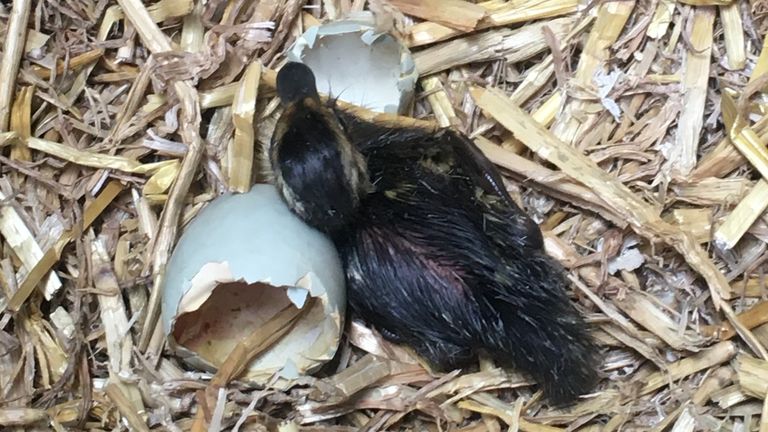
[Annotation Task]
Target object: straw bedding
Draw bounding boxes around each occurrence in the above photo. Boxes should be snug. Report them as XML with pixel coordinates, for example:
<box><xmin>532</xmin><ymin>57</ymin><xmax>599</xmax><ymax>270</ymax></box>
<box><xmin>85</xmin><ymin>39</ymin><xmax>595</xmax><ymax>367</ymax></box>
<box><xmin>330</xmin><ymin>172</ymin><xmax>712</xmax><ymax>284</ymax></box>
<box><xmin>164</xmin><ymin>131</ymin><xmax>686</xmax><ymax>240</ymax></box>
<box><xmin>2</xmin><ymin>0</ymin><xmax>768</xmax><ymax>430</ymax></box>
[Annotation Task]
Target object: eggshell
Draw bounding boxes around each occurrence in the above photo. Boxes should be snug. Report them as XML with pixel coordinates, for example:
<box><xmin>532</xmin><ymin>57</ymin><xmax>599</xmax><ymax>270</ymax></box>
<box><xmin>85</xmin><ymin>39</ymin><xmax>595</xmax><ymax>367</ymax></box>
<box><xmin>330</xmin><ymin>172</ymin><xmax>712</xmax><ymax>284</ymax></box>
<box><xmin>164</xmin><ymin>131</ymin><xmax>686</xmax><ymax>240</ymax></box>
<box><xmin>286</xmin><ymin>12</ymin><xmax>418</xmax><ymax>115</ymax></box>
<box><xmin>161</xmin><ymin>183</ymin><xmax>346</xmax><ymax>386</ymax></box>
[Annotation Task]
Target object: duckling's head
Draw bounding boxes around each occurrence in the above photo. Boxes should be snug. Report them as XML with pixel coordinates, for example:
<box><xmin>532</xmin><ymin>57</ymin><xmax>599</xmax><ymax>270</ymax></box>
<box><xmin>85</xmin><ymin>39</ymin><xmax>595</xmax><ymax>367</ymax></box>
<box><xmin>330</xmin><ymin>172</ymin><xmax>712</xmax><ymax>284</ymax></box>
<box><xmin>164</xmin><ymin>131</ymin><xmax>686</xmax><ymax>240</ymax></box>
<box><xmin>270</xmin><ymin>62</ymin><xmax>371</xmax><ymax>234</ymax></box>
<box><xmin>276</xmin><ymin>61</ymin><xmax>319</xmax><ymax>105</ymax></box>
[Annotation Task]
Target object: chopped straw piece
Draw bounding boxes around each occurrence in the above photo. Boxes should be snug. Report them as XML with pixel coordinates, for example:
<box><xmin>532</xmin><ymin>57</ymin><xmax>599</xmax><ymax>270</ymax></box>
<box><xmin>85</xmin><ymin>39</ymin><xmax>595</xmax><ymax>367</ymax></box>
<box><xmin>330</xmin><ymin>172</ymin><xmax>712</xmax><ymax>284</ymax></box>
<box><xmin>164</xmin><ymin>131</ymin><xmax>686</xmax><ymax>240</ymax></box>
<box><xmin>228</xmin><ymin>61</ymin><xmax>261</xmax><ymax>193</ymax></box>
<box><xmin>389</xmin><ymin>0</ymin><xmax>485</xmax><ymax>32</ymax></box>
<box><xmin>10</xmin><ymin>86</ymin><xmax>32</xmax><ymax>161</ymax></box>
<box><xmin>23</xmin><ymin>29</ymin><xmax>49</xmax><ymax>53</ymax></box>
<box><xmin>677</xmin><ymin>0</ymin><xmax>731</xmax><ymax>5</ymax></box>
<box><xmin>412</xmin><ymin>17</ymin><xmax>574</xmax><ymax>75</ymax></box>
<box><xmin>651</xmin><ymin>367</ymin><xmax>734</xmax><ymax>430</ymax></box>
<box><xmin>724</xmin><ymin>278</ymin><xmax>768</xmax><ymax>299</ymax></box>
<box><xmin>407</xmin><ymin>0</ymin><xmax>578</xmax><ymax>47</ymax></box>
<box><xmin>92</xmin><ymin>236</ymin><xmax>134</xmax><ymax>375</ymax></box>
<box><xmin>26</xmin><ymin>137</ymin><xmax>177</xmax><ymax>174</ymax></box>
<box><xmin>703</xmin><ymin>302</ymin><xmax>768</xmax><ymax>340</ymax></box>
<box><xmin>736</xmin><ymin>355</ymin><xmax>768</xmax><ymax>398</ymax></box>
<box><xmin>671</xmin><ymin>7</ymin><xmax>714</xmax><ymax>178</ymax></box>
<box><xmin>201</xmin><ymin>83</ymin><xmax>238</xmax><ymax>109</ymax></box>
<box><xmin>613</xmin><ymin>290</ymin><xmax>704</xmax><ymax>351</ymax></box>
<box><xmin>20</xmin><ymin>313</ymin><xmax>68</xmax><ymax>385</ymax></box>
<box><xmin>0</xmin><ymin>0</ymin><xmax>31</xmax><ymax>131</ymax></box>
<box><xmin>763</xmin><ymin>397</ymin><xmax>768</xmax><ymax>432</ymax></box>
<box><xmin>0</xmin><ymin>190</ymin><xmax>62</xmax><ymax>300</ymax></box>
<box><xmin>143</xmin><ymin>160</ymin><xmax>182</xmax><ymax>195</ymax></box>
<box><xmin>714</xmin><ymin>180</ymin><xmax>768</xmax><ymax>250</ymax></box>
<box><xmin>722</xmin><ymin>91</ymin><xmax>768</xmax><ymax>182</ymax></box>
<box><xmin>6</xmin><ymin>181</ymin><xmax>124</xmax><ymax>311</ymax></box>
<box><xmin>31</xmin><ymin>49</ymin><xmax>105</xmax><ymax>79</ymax></box>
<box><xmin>108</xmin><ymin>0</ymin><xmax>194</xmax><ymax>25</ymax></box>
<box><xmin>752</xmin><ymin>32</ymin><xmax>768</xmax><ymax>82</ymax></box>
<box><xmin>105</xmin><ymin>382</ymin><xmax>150</xmax><ymax>432</ymax></box>
<box><xmin>696</xmin><ymin>117</ymin><xmax>768</xmax><ymax>178</ymax></box>
<box><xmin>421</xmin><ymin>76</ymin><xmax>458</xmax><ymax>128</ymax></box>
<box><xmin>647</xmin><ymin>0</ymin><xmax>675</xmax><ymax>39</ymax></box>
<box><xmin>719</xmin><ymin>3</ymin><xmax>746</xmax><ymax>70</ymax></box>
<box><xmin>640</xmin><ymin>341</ymin><xmax>737</xmax><ymax>396</ymax></box>
<box><xmin>667</xmin><ymin>208</ymin><xmax>713</xmax><ymax>244</ymax></box>
<box><xmin>672</xmin><ymin>177</ymin><xmax>752</xmax><ymax>205</ymax></box>
<box><xmin>180</xmin><ymin>0</ymin><xmax>204</xmax><ymax>52</ymax></box>
<box><xmin>93</xmin><ymin>235</ymin><xmax>149</xmax><ymax>428</ymax></box>
<box><xmin>0</xmin><ymin>408</ymin><xmax>48</xmax><ymax>426</ymax></box>
<box><xmin>509</xmin><ymin>15</ymin><xmax>594</xmax><ymax>105</ymax></box>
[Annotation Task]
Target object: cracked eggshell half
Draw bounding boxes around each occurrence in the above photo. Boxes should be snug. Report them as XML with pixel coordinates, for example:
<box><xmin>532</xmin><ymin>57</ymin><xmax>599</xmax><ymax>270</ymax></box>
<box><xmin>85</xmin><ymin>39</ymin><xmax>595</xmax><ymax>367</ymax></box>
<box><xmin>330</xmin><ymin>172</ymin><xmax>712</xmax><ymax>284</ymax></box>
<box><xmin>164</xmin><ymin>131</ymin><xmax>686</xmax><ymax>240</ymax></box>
<box><xmin>161</xmin><ymin>183</ymin><xmax>345</xmax><ymax>386</ymax></box>
<box><xmin>287</xmin><ymin>12</ymin><xmax>418</xmax><ymax>114</ymax></box>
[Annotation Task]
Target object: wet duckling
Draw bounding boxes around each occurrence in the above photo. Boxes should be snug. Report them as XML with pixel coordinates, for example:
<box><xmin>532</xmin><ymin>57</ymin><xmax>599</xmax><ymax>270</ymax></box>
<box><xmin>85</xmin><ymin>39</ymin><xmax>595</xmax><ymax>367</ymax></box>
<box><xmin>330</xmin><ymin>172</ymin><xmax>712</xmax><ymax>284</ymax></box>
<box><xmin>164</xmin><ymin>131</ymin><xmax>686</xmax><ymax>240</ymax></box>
<box><xmin>270</xmin><ymin>62</ymin><xmax>599</xmax><ymax>405</ymax></box>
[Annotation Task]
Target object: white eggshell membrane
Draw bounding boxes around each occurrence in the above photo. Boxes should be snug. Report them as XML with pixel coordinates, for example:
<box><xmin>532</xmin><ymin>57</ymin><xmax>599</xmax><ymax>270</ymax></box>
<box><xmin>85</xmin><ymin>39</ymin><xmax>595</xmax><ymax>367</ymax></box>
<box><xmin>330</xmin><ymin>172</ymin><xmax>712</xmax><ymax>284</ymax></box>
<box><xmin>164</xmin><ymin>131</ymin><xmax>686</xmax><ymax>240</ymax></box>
<box><xmin>286</xmin><ymin>12</ymin><xmax>417</xmax><ymax>114</ymax></box>
<box><xmin>161</xmin><ymin>184</ymin><xmax>346</xmax><ymax>385</ymax></box>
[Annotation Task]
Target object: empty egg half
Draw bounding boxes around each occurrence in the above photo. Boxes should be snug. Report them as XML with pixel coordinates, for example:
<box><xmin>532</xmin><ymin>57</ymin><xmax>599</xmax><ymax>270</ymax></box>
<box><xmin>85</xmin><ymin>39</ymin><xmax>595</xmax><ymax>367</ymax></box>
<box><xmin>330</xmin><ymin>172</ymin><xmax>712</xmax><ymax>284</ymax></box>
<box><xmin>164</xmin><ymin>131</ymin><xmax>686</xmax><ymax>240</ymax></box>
<box><xmin>286</xmin><ymin>11</ymin><xmax>417</xmax><ymax>115</ymax></box>
<box><xmin>161</xmin><ymin>183</ymin><xmax>346</xmax><ymax>386</ymax></box>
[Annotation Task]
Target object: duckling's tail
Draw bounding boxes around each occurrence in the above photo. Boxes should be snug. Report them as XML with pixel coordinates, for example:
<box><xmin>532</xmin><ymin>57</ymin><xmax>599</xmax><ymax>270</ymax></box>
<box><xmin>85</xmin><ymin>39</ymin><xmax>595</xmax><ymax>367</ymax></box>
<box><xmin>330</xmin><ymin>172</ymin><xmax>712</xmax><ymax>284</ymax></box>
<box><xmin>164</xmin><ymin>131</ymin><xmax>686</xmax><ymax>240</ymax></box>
<box><xmin>478</xmin><ymin>253</ymin><xmax>600</xmax><ymax>406</ymax></box>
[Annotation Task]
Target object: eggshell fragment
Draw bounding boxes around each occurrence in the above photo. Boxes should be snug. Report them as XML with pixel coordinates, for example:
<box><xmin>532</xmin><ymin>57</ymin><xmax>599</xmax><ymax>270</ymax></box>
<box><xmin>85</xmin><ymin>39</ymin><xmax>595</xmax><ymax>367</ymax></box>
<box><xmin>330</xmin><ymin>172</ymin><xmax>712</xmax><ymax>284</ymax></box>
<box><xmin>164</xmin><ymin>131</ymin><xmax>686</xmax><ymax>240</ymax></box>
<box><xmin>286</xmin><ymin>12</ymin><xmax>418</xmax><ymax>115</ymax></box>
<box><xmin>161</xmin><ymin>184</ymin><xmax>346</xmax><ymax>386</ymax></box>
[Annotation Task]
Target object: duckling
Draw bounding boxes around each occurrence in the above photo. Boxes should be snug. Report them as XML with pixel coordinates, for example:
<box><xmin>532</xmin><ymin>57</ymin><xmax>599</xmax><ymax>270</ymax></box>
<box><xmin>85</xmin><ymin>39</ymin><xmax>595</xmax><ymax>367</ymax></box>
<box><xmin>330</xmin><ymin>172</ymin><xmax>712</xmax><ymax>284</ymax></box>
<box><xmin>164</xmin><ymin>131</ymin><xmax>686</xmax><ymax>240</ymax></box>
<box><xmin>270</xmin><ymin>61</ymin><xmax>599</xmax><ymax>406</ymax></box>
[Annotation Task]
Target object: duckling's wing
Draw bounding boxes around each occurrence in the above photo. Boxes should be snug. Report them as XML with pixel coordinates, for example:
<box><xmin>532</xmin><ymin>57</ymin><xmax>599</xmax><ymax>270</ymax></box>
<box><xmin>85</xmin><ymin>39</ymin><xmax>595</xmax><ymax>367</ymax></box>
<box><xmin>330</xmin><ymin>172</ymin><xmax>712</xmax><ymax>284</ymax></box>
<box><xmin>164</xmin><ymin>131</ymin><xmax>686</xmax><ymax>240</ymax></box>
<box><xmin>436</xmin><ymin>129</ymin><xmax>512</xmax><ymax>203</ymax></box>
<box><xmin>436</xmin><ymin>128</ymin><xmax>544</xmax><ymax>251</ymax></box>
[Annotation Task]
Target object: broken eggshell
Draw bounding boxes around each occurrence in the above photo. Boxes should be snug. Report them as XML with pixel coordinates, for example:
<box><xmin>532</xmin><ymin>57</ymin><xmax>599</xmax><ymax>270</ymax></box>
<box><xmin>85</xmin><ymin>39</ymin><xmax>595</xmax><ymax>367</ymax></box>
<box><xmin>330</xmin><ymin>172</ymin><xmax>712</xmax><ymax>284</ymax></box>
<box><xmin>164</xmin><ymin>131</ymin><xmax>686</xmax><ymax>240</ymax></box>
<box><xmin>286</xmin><ymin>12</ymin><xmax>418</xmax><ymax>114</ymax></box>
<box><xmin>161</xmin><ymin>183</ymin><xmax>345</xmax><ymax>386</ymax></box>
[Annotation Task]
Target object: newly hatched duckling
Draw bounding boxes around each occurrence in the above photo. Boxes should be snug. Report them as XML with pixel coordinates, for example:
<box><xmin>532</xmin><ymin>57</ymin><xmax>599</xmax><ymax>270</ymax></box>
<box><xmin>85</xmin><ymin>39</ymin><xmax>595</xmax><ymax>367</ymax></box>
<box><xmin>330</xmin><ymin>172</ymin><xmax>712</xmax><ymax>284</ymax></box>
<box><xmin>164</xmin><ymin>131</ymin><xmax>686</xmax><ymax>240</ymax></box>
<box><xmin>270</xmin><ymin>62</ymin><xmax>600</xmax><ymax>405</ymax></box>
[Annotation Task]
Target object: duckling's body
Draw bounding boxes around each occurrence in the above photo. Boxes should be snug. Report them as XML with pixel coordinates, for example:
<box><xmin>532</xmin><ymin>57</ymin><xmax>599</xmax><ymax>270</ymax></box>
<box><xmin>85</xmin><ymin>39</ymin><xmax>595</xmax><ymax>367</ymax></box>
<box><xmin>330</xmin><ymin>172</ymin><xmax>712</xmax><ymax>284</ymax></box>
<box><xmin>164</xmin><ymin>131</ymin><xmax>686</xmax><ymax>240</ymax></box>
<box><xmin>270</xmin><ymin>62</ymin><xmax>599</xmax><ymax>405</ymax></box>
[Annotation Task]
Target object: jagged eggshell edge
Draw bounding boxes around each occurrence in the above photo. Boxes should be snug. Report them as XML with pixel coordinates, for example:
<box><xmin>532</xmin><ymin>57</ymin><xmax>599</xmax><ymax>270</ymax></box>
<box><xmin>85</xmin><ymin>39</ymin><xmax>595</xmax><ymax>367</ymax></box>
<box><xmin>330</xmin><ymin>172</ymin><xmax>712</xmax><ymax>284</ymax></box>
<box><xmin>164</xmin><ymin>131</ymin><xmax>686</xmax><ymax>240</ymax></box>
<box><xmin>160</xmin><ymin>183</ymin><xmax>346</xmax><ymax>386</ymax></box>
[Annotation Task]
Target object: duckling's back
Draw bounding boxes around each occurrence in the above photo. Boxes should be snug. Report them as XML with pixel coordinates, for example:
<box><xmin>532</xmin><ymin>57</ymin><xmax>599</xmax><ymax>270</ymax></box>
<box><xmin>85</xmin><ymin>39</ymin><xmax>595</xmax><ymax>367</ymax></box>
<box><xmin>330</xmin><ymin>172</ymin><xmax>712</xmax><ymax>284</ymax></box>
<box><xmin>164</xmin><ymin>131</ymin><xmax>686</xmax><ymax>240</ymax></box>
<box><xmin>331</xmin><ymin>112</ymin><xmax>600</xmax><ymax>405</ymax></box>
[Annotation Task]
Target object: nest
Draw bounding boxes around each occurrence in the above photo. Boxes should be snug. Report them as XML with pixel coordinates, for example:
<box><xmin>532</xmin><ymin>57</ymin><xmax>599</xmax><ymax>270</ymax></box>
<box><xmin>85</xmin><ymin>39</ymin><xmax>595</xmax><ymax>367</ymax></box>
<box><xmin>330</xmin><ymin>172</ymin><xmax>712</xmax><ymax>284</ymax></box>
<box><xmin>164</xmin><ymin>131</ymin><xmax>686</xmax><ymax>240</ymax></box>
<box><xmin>2</xmin><ymin>0</ymin><xmax>768</xmax><ymax>430</ymax></box>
